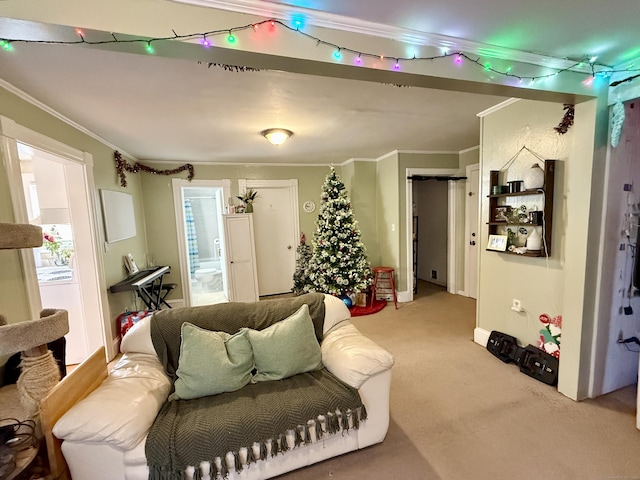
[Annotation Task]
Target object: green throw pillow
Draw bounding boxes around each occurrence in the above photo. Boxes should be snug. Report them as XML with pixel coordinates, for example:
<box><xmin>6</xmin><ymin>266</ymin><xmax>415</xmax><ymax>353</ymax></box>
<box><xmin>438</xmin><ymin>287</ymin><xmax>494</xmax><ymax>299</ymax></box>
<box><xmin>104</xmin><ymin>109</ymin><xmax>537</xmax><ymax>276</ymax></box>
<box><xmin>171</xmin><ymin>322</ymin><xmax>254</xmax><ymax>400</ymax></box>
<box><xmin>245</xmin><ymin>303</ymin><xmax>322</xmax><ymax>382</ymax></box>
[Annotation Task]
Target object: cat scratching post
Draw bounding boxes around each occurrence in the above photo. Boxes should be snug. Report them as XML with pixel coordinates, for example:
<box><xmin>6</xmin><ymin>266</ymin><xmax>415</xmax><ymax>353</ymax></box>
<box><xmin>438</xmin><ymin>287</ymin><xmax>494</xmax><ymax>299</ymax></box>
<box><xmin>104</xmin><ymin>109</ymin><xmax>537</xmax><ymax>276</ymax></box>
<box><xmin>0</xmin><ymin>222</ymin><xmax>69</xmax><ymax>417</ymax></box>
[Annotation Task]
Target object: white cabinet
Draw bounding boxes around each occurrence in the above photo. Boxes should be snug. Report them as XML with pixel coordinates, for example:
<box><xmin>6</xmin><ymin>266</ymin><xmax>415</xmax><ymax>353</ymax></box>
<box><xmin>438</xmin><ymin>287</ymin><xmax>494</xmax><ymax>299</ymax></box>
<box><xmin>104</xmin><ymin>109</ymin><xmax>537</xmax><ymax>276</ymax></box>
<box><xmin>223</xmin><ymin>214</ymin><xmax>259</xmax><ymax>303</ymax></box>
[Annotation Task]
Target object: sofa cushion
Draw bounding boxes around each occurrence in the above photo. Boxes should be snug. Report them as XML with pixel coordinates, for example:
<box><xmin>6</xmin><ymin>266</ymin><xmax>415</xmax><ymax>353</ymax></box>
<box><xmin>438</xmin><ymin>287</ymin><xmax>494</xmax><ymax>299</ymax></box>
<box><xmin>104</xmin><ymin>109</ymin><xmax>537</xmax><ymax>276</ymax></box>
<box><xmin>171</xmin><ymin>323</ymin><xmax>254</xmax><ymax>400</ymax></box>
<box><xmin>245</xmin><ymin>304</ymin><xmax>322</xmax><ymax>382</ymax></box>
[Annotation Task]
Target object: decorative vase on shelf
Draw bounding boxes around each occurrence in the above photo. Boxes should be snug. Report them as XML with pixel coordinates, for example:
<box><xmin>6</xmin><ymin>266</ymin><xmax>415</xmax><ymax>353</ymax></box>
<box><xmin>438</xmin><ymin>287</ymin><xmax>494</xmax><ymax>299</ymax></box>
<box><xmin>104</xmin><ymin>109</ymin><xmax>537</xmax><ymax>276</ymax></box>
<box><xmin>523</xmin><ymin>163</ymin><xmax>545</xmax><ymax>190</ymax></box>
<box><xmin>526</xmin><ymin>227</ymin><xmax>542</xmax><ymax>251</ymax></box>
<box><xmin>245</xmin><ymin>203</ymin><xmax>253</xmax><ymax>213</ymax></box>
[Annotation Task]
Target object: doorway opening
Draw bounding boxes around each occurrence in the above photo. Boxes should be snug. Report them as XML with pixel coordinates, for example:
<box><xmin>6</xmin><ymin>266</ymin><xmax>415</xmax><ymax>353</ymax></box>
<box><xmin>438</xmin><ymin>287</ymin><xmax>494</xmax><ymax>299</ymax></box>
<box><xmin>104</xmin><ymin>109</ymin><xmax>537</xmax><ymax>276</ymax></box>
<box><xmin>405</xmin><ymin>168</ymin><xmax>466</xmax><ymax>302</ymax></box>
<box><xmin>2</xmin><ymin>125</ymin><xmax>107</xmax><ymax>364</ymax></box>
<box><xmin>173</xmin><ymin>179</ymin><xmax>231</xmax><ymax>307</ymax></box>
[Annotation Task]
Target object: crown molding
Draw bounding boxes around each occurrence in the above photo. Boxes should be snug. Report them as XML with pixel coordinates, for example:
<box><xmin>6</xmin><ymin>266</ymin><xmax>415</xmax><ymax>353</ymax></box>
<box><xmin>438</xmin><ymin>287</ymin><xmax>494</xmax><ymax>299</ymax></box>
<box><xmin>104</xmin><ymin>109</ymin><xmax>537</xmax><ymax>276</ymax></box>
<box><xmin>0</xmin><ymin>79</ymin><xmax>137</xmax><ymax>160</ymax></box>
<box><xmin>171</xmin><ymin>0</ymin><xmax>593</xmax><ymax>73</ymax></box>
<box><xmin>459</xmin><ymin>145</ymin><xmax>479</xmax><ymax>154</ymax></box>
<box><xmin>476</xmin><ymin>98</ymin><xmax>521</xmax><ymax>117</ymax></box>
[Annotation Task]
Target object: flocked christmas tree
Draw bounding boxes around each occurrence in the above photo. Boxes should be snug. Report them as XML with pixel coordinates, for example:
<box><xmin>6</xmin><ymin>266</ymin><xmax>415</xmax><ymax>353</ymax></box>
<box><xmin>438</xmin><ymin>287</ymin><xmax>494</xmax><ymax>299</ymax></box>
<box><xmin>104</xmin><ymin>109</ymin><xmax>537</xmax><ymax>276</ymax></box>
<box><xmin>305</xmin><ymin>166</ymin><xmax>371</xmax><ymax>295</ymax></box>
<box><xmin>292</xmin><ymin>233</ymin><xmax>312</xmax><ymax>295</ymax></box>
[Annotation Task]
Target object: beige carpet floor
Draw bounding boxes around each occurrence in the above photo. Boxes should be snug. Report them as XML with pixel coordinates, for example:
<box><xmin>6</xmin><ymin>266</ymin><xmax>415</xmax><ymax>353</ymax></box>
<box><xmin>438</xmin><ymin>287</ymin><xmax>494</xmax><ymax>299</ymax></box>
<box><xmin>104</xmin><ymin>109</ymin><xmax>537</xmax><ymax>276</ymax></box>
<box><xmin>278</xmin><ymin>281</ymin><xmax>640</xmax><ymax>480</ymax></box>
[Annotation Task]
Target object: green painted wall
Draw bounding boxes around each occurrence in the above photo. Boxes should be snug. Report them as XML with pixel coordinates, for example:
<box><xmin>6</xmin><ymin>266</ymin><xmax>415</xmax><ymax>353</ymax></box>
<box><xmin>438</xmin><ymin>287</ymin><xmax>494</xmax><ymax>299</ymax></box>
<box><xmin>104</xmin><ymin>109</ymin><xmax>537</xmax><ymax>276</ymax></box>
<box><xmin>347</xmin><ymin>161</ymin><xmax>379</xmax><ymax>266</ymax></box>
<box><xmin>478</xmin><ymin>97</ymin><xmax>603</xmax><ymax>400</ymax></box>
<box><xmin>376</xmin><ymin>154</ymin><xmax>401</xmax><ymax>277</ymax></box>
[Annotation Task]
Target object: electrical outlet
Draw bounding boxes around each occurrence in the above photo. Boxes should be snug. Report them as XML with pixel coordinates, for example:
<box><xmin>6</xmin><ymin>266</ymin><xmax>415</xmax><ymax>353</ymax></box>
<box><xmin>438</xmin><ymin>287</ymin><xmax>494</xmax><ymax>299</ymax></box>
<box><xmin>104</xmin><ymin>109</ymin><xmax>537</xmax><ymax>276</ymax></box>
<box><xmin>431</xmin><ymin>270</ymin><xmax>438</xmax><ymax>279</ymax></box>
<box><xmin>511</xmin><ymin>299</ymin><xmax>523</xmax><ymax>313</ymax></box>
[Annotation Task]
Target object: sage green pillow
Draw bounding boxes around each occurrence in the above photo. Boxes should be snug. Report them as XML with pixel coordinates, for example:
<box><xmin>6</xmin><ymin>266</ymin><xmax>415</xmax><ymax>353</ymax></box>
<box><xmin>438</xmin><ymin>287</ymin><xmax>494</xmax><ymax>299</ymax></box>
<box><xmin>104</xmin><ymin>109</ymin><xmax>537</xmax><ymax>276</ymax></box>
<box><xmin>245</xmin><ymin>304</ymin><xmax>322</xmax><ymax>382</ymax></box>
<box><xmin>170</xmin><ymin>322</ymin><xmax>254</xmax><ymax>400</ymax></box>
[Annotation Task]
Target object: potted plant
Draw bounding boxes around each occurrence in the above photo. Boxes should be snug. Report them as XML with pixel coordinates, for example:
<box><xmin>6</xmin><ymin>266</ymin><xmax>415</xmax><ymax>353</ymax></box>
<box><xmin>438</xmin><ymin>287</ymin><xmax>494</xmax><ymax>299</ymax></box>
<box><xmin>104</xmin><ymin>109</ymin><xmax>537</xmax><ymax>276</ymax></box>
<box><xmin>236</xmin><ymin>188</ymin><xmax>258</xmax><ymax>213</ymax></box>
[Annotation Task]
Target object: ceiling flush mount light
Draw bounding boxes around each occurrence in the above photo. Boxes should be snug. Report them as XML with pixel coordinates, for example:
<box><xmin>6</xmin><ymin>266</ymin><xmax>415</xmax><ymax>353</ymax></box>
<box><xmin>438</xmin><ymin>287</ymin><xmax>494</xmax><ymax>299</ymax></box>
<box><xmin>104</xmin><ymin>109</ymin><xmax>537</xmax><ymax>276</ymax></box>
<box><xmin>261</xmin><ymin>128</ymin><xmax>293</xmax><ymax>145</ymax></box>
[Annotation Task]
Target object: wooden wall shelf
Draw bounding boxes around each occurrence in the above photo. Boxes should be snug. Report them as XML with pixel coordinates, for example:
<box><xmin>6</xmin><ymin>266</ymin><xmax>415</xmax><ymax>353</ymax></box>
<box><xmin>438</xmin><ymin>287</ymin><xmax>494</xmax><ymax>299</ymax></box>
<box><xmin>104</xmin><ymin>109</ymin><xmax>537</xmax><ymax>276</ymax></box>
<box><xmin>487</xmin><ymin>160</ymin><xmax>555</xmax><ymax>257</ymax></box>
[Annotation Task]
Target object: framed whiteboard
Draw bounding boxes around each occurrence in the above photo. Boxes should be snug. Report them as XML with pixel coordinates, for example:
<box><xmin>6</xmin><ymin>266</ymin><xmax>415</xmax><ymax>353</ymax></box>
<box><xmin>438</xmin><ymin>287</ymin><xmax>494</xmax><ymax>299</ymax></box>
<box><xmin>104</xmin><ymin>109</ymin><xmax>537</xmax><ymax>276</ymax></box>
<box><xmin>100</xmin><ymin>190</ymin><xmax>136</xmax><ymax>243</ymax></box>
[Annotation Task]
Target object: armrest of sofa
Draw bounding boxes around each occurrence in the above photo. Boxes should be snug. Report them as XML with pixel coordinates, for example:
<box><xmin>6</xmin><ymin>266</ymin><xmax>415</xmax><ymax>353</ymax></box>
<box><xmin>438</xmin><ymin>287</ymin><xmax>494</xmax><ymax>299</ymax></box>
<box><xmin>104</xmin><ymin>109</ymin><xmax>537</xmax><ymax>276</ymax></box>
<box><xmin>321</xmin><ymin>322</ymin><xmax>394</xmax><ymax>389</ymax></box>
<box><xmin>52</xmin><ymin>353</ymin><xmax>171</xmax><ymax>450</ymax></box>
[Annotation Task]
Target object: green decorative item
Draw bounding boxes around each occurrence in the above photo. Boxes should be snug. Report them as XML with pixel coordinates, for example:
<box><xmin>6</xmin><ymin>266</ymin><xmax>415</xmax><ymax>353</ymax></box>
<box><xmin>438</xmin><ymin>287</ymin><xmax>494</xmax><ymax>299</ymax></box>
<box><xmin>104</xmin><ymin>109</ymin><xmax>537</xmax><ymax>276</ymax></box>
<box><xmin>237</xmin><ymin>188</ymin><xmax>258</xmax><ymax>213</ymax></box>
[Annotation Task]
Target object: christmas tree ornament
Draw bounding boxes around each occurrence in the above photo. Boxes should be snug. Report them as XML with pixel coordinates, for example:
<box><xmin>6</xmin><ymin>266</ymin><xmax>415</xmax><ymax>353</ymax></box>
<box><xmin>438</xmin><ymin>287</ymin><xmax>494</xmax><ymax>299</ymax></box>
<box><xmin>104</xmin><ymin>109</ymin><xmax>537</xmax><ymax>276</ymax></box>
<box><xmin>338</xmin><ymin>294</ymin><xmax>353</xmax><ymax>309</ymax></box>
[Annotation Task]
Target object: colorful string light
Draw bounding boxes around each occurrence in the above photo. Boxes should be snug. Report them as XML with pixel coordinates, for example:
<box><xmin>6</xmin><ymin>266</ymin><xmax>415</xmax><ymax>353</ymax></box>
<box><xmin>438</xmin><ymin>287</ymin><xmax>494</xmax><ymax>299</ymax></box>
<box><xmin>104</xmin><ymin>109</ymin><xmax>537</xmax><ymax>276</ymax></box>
<box><xmin>0</xmin><ymin>18</ymin><xmax>637</xmax><ymax>85</ymax></box>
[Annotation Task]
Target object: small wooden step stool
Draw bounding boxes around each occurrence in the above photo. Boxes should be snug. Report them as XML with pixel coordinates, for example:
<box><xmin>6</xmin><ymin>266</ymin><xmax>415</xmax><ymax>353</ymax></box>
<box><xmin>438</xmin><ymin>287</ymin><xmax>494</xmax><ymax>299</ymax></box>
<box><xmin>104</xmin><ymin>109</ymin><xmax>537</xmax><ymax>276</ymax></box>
<box><xmin>371</xmin><ymin>266</ymin><xmax>397</xmax><ymax>309</ymax></box>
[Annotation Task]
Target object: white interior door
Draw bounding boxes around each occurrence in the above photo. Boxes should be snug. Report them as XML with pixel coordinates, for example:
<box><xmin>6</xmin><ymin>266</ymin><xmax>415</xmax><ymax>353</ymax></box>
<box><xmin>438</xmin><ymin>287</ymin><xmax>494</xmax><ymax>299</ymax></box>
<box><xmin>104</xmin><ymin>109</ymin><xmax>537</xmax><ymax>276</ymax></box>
<box><xmin>465</xmin><ymin>164</ymin><xmax>480</xmax><ymax>299</ymax></box>
<box><xmin>238</xmin><ymin>180</ymin><xmax>299</xmax><ymax>296</ymax></box>
<box><xmin>224</xmin><ymin>214</ymin><xmax>259</xmax><ymax>302</ymax></box>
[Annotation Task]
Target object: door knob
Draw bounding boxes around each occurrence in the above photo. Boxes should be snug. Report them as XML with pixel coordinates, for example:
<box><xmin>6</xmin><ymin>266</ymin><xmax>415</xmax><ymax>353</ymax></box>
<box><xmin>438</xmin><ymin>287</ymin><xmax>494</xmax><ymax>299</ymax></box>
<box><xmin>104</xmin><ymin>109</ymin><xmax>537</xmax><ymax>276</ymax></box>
<box><xmin>470</xmin><ymin>241</ymin><xmax>476</xmax><ymax>246</ymax></box>
<box><xmin>287</xmin><ymin>245</ymin><xmax>292</xmax><ymax>250</ymax></box>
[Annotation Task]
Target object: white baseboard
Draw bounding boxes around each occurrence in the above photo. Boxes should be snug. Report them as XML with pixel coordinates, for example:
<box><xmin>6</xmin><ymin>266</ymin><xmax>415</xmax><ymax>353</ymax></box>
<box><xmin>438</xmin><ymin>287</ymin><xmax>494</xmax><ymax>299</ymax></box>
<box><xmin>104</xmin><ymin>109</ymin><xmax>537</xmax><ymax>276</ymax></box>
<box><xmin>474</xmin><ymin>327</ymin><xmax>490</xmax><ymax>347</ymax></box>
<box><xmin>166</xmin><ymin>298</ymin><xmax>186</xmax><ymax>309</ymax></box>
<box><xmin>397</xmin><ymin>290</ymin><xmax>411</xmax><ymax>303</ymax></box>
<box><xmin>109</xmin><ymin>336</ymin><xmax>120</xmax><ymax>361</ymax></box>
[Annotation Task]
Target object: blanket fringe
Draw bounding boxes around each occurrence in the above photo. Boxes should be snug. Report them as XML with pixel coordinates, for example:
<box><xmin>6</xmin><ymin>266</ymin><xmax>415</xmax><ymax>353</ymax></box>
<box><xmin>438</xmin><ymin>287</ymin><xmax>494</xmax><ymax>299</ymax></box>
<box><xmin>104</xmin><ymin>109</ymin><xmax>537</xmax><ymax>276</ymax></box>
<box><xmin>209</xmin><ymin>459</ymin><xmax>218</xmax><ymax>480</ymax></box>
<box><xmin>184</xmin><ymin>405</ymin><xmax>368</xmax><ymax>479</ymax></box>
<box><xmin>246</xmin><ymin>444</ymin><xmax>257</xmax><ymax>466</ymax></box>
<box><xmin>315</xmin><ymin>417</ymin><xmax>324</xmax><ymax>441</ymax></box>
<box><xmin>341</xmin><ymin>411</ymin><xmax>350</xmax><ymax>433</ymax></box>
<box><xmin>260</xmin><ymin>441</ymin><xmax>268</xmax><ymax>461</ymax></box>
<box><xmin>233</xmin><ymin>451</ymin><xmax>242</xmax><ymax>473</ymax></box>
<box><xmin>294</xmin><ymin>427</ymin><xmax>304</xmax><ymax>448</ymax></box>
<box><xmin>279</xmin><ymin>433</ymin><xmax>290</xmax><ymax>453</ymax></box>
<box><xmin>305</xmin><ymin>422</ymin><xmax>312</xmax><ymax>444</ymax></box>
<box><xmin>219</xmin><ymin>456</ymin><xmax>228</xmax><ymax>479</ymax></box>
<box><xmin>192</xmin><ymin>465</ymin><xmax>202</xmax><ymax>480</ymax></box>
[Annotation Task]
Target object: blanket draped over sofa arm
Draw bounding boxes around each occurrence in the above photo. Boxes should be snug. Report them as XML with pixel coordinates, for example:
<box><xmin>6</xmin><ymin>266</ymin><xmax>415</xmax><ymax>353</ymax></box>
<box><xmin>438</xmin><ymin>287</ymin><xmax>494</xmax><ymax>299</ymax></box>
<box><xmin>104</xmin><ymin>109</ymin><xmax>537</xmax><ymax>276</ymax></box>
<box><xmin>150</xmin><ymin>293</ymin><xmax>326</xmax><ymax>383</ymax></box>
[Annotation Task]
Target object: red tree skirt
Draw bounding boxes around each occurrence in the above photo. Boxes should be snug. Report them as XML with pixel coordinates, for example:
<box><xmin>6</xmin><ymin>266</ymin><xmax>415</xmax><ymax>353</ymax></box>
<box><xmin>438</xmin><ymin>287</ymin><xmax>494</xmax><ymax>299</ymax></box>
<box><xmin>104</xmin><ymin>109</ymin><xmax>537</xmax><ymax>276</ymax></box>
<box><xmin>350</xmin><ymin>298</ymin><xmax>386</xmax><ymax>317</ymax></box>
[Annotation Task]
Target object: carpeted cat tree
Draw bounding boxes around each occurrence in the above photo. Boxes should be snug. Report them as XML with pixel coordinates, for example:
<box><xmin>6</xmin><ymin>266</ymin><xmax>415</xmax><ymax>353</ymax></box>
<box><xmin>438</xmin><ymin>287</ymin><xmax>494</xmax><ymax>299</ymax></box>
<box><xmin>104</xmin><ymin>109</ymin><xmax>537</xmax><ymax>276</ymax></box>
<box><xmin>0</xmin><ymin>222</ymin><xmax>69</xmax><ymax>418</ymax></box>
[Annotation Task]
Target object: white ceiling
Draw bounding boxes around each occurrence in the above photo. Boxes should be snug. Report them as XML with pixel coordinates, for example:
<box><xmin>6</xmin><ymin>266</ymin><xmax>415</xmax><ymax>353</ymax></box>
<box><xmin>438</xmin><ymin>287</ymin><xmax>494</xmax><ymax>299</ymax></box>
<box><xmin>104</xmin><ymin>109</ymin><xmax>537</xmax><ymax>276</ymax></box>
<box><xmin>1</xmin><ymin>1</ymin><xmax>638</xmax><ymax>165</ymax></box>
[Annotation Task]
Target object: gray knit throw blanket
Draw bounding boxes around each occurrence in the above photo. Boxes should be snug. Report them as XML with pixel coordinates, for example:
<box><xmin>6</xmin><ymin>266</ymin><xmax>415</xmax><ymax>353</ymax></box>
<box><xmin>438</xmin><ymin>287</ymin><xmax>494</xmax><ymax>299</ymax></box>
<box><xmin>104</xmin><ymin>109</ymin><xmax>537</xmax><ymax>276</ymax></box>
<box><xmin>146</xmin><ymin>368</ymin><xmax>366</xmax><ymax>480</ymax></box>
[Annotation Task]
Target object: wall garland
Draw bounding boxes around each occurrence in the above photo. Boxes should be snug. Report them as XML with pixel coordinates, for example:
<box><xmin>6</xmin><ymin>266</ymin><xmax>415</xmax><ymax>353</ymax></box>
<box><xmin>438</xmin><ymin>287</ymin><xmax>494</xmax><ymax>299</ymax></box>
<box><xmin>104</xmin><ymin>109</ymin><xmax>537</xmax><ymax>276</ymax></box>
<box><xmin>114</xmin><ymin>151</ymin><xmax>194</xmax><ymax>187</ymax></box>
<box><xmin>554</xmin><ymin>104</ymin><xmax>575</xmax><ymax>134</ymax></box>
